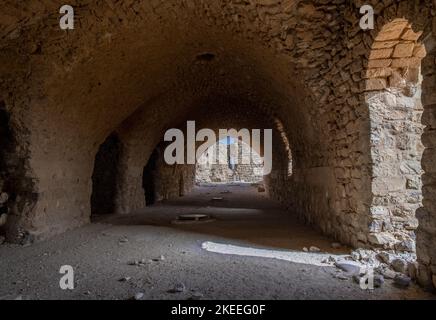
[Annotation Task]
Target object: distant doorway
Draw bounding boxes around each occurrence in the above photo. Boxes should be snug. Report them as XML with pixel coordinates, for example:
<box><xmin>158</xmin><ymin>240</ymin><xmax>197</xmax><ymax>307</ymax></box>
<box><xmin>143</xmin><ymin>149</ymin><xmax>158</xmax><ymax>206</ymax></box>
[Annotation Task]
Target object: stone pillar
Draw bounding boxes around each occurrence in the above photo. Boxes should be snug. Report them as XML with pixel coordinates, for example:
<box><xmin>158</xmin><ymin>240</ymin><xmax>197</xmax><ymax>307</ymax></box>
<box><xmin>363</xmin><ymin>21</ymin><xmax>426</xmax><ymax>251</ymax></box>
<box><xmin>114</xmin><ymin>139</ymin><xmax>146</xmax><ymax>214</ymax></box>
<box><xmin>417</xmin><ymin>34</ymin><xmax>436</xmax><ymax>289</ymax></box>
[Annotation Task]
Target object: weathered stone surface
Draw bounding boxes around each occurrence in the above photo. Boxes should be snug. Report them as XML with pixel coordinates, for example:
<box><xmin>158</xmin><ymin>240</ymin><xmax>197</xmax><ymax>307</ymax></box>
<box><xmin>196</xmin><ymin>140</ymin><xmax>263</xmax><ymax>184</ymax></box>
<box><xmin>368</xmin><ymin>59</ymin><xmax>392</xmax><ymax>68</ymax></box>
<box><xmin>369</xmin><ymin>49</ymin><xmax>393</xmax><ymax>60</ymax></box>
<box><xmin>391</xmin><ymin>258</ymin><xmax>408</xmax><ymax>274</ymax></box>
<box><xmin>335</xmin><ymin>262</ymin><xmax>361</xmax><ymax>275</ymax></box>
<box><xmin>365</xmin><ymin>78</ymin><xmax>387</xmax><ymax>91</ymax></box>
<box><xmin>375</xmin><ymin>20</ymin><xmax>409</xmax><ymax>41</ymax></box>
<box><xmin>394</xmin><ymin>274</ymin><xmax>411</xmax><ymax>288</ymax></box>
<box><xmin>392</xmin><ymin>43</ymin><xmax>415</xmax><ymax>58</ymax></box>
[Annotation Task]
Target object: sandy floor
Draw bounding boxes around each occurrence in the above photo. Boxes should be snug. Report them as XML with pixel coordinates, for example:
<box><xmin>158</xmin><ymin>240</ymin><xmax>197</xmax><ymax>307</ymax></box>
<box><xmin>0</xmin><ymin>184</ymin><xmax>434</xmax><ymax>300</ymax></box>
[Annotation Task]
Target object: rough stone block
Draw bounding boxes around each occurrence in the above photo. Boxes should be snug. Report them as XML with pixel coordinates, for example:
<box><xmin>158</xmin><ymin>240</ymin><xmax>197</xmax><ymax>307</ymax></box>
<box><xmin>368</xmin><ymin>232</ymin><xmax>397</xmax><ymax>246</ymax></box>
<box><xmin>389</xmin><ymin>70</ymin><xmax>407</xmax><ymax>88</ymax></box>
<box><xmin>373</xmin><ymin>40</ymin><xmax>399</xmax><ymax>49</ymax></box>
<box><xmin>392</xmin><ymin>43</ymin><xmax>415</xmax><ymax>58</ymax></box>
<box><xmin>367</xmin><ymin>59</ymin><xmax>392</xmax><ymax>68</ymax></box>
<box><xmin>413</xmin><ymin>44</ymin><xmax>426</xmax><ymax>58</ymax></box>
<box><xmin>256</xmin><ymin>0</ymin><xmax>280</xmax><ymax>6</ymax></box>
<box><xmin>369</xmin><ymin>48</ymin><xmax>393</xmax><ymax>60</ymax></box>
<box><xmin>364</xmin><ymin>68</ymin><xmax>392</xmax><ymax>79</ymax></box>
<box><xmin>376</xmin><ymin>20</ymin><xmax>408</xmax><ymax>42</ymax></box>
<box><xmin>391</xmin><ymin>57</ymin><xmax>421</xmax><ymax>68</ymax></box>
<box><xmin>365</xmin><ymin>78</ymin><xmax>387</xmax><ymax>91</ymax></box>
<box><xmin>401</xmin><ymin>29</ymin><xmax>422</xmax><ymax>41</ymax></box>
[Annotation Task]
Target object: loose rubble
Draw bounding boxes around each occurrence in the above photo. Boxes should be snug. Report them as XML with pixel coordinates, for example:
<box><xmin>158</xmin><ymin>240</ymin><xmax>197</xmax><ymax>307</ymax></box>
<box><xmin>168</xmin><ymin>282</ymin><xmax>186</xmax><ymax>293</ymax></box>
<box><xmin>327</xmin><ymin>247</ymin><xmax>418</xmax><ymax>290</ymax></box>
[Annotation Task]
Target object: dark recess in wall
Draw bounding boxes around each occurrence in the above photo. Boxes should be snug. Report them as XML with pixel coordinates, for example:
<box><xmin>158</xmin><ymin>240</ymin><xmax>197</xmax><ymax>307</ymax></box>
<box><xmin>143</xmin><ymin>149</ymin><xmax>158</xmax><ymax>206</ymax></box>
<box><xmin>91</xmin><ymin>133</ymin><xmax>122</xmax><ymax>215</ymax></box>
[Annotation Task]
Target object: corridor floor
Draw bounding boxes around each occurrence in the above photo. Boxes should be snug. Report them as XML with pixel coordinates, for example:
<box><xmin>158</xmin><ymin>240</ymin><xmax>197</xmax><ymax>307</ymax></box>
<box><xmin>0</xmin><ymin>184</ymin><xmax>434</xmax><ymax>300</ymax></box>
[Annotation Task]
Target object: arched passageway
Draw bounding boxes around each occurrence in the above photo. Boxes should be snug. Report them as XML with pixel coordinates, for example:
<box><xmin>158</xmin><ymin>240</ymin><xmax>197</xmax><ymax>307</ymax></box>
<box><xmin>0</xmin><ymin>0</ymin><xmax>435</xmax><ymax>298</ymax></box>
<box><xmin>91</xmin><ymin>133</ymin><xmax>122</xmax><ymax>215</ymax></box>
<box><xmin>196</xmin><ymin>137</ymin><xmax>264</xmax><ymax>184</ymax></box>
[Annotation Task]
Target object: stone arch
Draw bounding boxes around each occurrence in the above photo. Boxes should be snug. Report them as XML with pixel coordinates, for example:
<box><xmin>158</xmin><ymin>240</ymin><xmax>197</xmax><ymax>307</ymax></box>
<box><xmin>0</xmin><ymin>0</ymin><xmax>336</xmax><ymax>243</ymax></box>
<box><xmin>357</xmin><ymin>1</ymin><xmax>436</xmax><ymax>288</ymax></box>
<box><xmin>0</xmin><ymin>100</ymin><xmax>37</xmax><ymax>242</ymax></box>
<box><xmin>364</xmin><ymin>18</ymin><xmax>425</xmax><ymax>252</ymax></box>
<box><xmin>90</xmin><ymin>132</ymin><xmax>122</xmax><ymax>215</ymax></box>
<box><xmin>195</xmin><ymin>137</ymin><xmax>264</xmax><ymax>184</ymax></box>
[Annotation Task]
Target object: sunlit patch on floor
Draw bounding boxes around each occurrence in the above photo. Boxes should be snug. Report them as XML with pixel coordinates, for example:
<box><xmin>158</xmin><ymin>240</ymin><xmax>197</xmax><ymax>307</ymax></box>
<box><xmin>201</xmin><ymin>241</ymin><xmax>347</xmax><ymax>267</ymax></box>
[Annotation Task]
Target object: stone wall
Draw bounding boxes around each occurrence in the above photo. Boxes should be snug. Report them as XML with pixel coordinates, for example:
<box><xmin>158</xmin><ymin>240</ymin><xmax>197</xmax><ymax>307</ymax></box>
<box><xmin>91</xmin><ymin>133</ymin><xmax>122</xmax><ymax>215</ymax></box>
<box><xmin>418</xmin><ymin>14</ymin><xmax>436</xmax><ymax>289</ymax></box>
<box><xmin>150</xmin><ymin>143</ymin><xmax>196</xmax><ymax>202</ymax></box>
<box><xmin>196</xmin><ymin>140</ymin><xmax>263</xmax><ymax>183</ymax></box>
<box><xmin>363</xmin><ymin>20</ymin><xmax>425</xmax><ymax>252</ymax></box>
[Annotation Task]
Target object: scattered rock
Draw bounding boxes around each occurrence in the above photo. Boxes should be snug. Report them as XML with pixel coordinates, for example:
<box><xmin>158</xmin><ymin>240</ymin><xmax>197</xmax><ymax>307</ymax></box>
<box><xmin>20</xmin><ymin>232</ymin><xmax>34</xmax><ymax>247</ymax></box>
<box><xmin>309</xmin><ymin>246</ymin><xmax>320</xmax><ymax>252</ymax></box>
<box><xmin>368</xmin><ymin>233</ymin><xmax>397</xmax><ymax>246</ymax></box>
<box><xmin>128</xmin><ymin>259</ymin><xmax>147</xmax><ymax>266</ymax></box>
<box><xmin>335</xmin><ymin>275</ymin><xmax>349</xmax><ymax>280</ymax></box>
<box><xmin>211</xmin><ymin>197</ymin><xmax>223</xmax><ymax>201</ymax></box>
<box><xmin>134</xmin><ymin>292</ymin><xmax>144</xmax><ymax>300</ymax></box>
<box><xmin>353</xmin><ymin>249</ymin><xmax>377</xmax><ymax>263</ymax></box>
<box><xmin>188</xmin><ymin>291</ymin><xmax>204</xmax><ymax>300</ymax></box>
<box><xmin>257</xmin><ymin>186</ymin><xmax>265</xmax><ymax>192</ymax></box>
<box><xmin>302</xmin><ymin>247</ymin><xmax>308</xmax><ymax>252</ymax></box>
<box><xmin>352</xmin><ymin>273</ymin><xmax>384</xmax><ymax>288</ymax></box>
<box><xmin>152</xmin><ymin>255</ymin><xmax>165</xmax><ymax>262</ymax></box>
<box><xmin>377</xmin><ymin>252</ymin><xmax>395</xmax><ymax>264</ymax></box>
<box><xmin>168</xmin><ymin>282</ymin><xmax>186</xmax><ymax>293</ymax></box>
<box><xmin>382</xmin><ymin>268</ymin><xmax>397</xmax><ymax>279</ymax></box>
<box><xmin>0</xmin><ymin>235</ymin><xmax>5</xmax><ymax>245</ymax></box>
<box><xmin>352</xmin><ymin>274</ymin><xmax>361</xmax><ymax>284</ymax></box>
<box><xmin>335</xmin><ymin>262</ymin><xmax>361</xmax><ymax>275</ymax></box>
<box><xmin>321</xmin><ymin>256</ymin><xmax>336</xmax><ymax>264</ymax></box>
<box><xmin>127</xmin><ymin>260</ymin><xmax>139</xmax><ymax>266</ymax></box>
<box><xmin>391</xmin><ymin>258</ymin><xmax>408</xmax><ymax>274</ymax></box>
<box><xmin>374</xmin><ymin>274</ymin><xmax>385</xmax><ymax>288</ymax></box>
<box><xmin>394</xmin><ymin>275</ymin><xmax>411</xmax><ymax>288</ymax></box>
<box><xmin>350</xmin><ymin>251</ymin><xmax>360</xmax><ymax>261</ymax></box>
<box><xmin>118</xmin><ymin>276</ymin><xmax>131</xmax><ymax>282</ymax></box>
<box><xmin>119</xmin><ymin>237</ymin><xmax>129</xmax><ymax>243</ymax></box>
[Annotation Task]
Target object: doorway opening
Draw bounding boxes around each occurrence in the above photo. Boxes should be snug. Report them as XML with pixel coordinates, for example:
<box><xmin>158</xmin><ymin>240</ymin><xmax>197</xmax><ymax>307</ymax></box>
<box><xmin>91</xmin><ymin>133</ymin><xmax>122</xmax><ymax>215</ymax></box>
<box><xmin>143</xmin><ymin>149</ymin><xmax>158</xmax><ymax>206</ymax></box>
<box><xmin>195</xmin><ymin>137</ymin><xmax>263</xmax><ymax>184</ymax></box>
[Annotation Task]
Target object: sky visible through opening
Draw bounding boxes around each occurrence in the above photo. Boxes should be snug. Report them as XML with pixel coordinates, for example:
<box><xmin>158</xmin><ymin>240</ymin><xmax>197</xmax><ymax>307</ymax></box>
<box><xmin>218</xmin><ymin>136</ymin><xmax>235</xmax><ymax>145</ymax></box>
